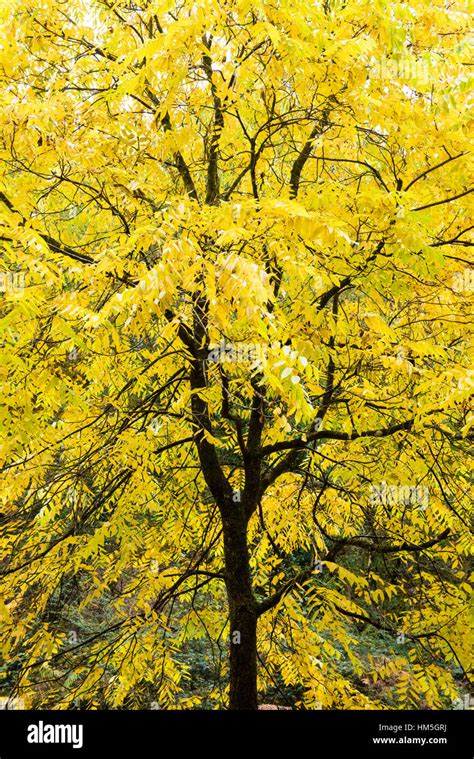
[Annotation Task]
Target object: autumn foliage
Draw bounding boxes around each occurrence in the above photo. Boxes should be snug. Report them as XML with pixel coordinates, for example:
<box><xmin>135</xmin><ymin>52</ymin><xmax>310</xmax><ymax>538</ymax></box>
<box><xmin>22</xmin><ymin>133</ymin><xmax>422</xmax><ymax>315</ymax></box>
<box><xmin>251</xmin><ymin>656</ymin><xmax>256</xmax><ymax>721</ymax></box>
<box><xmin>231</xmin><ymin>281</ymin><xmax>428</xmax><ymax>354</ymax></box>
<box><xmin>0</xmin><ymin>0</ymin><xmax>472</xmax><ymax>710</ymax></box>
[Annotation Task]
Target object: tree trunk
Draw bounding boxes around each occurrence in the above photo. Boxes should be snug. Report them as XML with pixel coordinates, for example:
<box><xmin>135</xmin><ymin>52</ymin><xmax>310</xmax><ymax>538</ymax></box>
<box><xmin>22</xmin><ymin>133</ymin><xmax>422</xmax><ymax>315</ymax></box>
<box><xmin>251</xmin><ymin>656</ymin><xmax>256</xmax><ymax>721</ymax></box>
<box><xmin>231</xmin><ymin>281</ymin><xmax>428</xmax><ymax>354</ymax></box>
<box><xmin>222</xmin><ymin>508</ymin><xmax>258</xmax><ymax>710</ymax></box>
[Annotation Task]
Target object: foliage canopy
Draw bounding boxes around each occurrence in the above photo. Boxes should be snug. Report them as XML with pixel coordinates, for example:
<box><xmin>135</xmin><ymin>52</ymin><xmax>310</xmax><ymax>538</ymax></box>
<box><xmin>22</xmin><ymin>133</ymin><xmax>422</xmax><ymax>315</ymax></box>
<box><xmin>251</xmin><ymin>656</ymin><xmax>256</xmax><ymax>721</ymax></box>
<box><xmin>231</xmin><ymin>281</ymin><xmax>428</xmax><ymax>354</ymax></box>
<box><xmin>0</xmin><ymin>0</ymin><xmax>472</xmax><ymax>710</ymax></box>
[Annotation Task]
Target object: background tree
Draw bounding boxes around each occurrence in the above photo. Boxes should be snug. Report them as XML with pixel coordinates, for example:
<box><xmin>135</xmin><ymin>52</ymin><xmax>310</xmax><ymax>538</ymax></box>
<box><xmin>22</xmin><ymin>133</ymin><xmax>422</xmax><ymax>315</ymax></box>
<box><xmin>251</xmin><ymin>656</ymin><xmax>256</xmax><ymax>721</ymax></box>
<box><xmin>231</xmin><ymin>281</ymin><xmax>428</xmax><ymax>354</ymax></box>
<box><xmin>0</xmin><ymin>0</ymin><xmax>472</xmax><ymax>710</ymax></box>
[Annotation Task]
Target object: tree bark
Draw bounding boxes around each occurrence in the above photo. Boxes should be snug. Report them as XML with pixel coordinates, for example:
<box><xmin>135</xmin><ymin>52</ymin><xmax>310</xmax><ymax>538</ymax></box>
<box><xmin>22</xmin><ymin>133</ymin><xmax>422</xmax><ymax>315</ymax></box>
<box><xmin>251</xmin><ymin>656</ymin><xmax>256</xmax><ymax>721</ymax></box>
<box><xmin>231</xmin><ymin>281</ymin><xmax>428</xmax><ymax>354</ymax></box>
<box><xmin>222</xmin><ymin>507</ymin><xmax>258</xmax><ymax>710</ymax></box>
